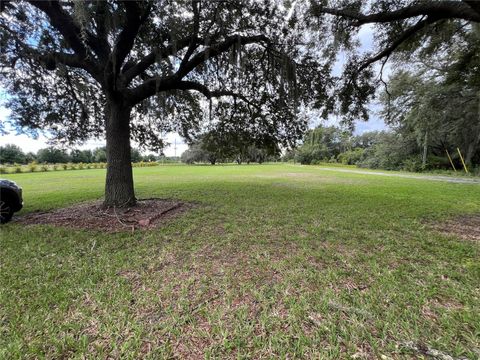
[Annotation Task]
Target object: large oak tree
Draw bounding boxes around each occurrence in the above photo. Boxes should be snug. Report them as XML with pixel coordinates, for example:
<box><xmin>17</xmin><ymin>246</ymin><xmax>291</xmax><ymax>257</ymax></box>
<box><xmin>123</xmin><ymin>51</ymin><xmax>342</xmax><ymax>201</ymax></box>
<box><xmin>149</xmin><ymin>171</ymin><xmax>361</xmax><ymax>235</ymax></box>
<box><xmin>1</xmin><ymin>0</ymin><xmax>330</xmax><ymax>206</ymax></box>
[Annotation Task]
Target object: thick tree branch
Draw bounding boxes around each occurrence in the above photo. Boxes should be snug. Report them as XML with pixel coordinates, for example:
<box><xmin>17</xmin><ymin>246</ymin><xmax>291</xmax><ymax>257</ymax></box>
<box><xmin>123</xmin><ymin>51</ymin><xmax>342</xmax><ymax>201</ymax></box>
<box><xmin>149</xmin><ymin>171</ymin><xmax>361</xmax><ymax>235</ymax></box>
<box><xmin>28</xmin><ymin>0</ymin><xmax>88</xmax><ymax>57</ymax></box>
<box><xmin>122</xmin><ymin>37</ymin><xmax>192</xmax><ymax>85</ymax></box>
<box><xmin>311</xmin><ymin>1</ymin><xmax>480</xmax><ymax>24</ymax></box>
<box><xmin>45</xmin><ymin>52</ymin><xmax>92</xmax><ymax>70</ymax></box>
<box><xmin>124</xmin><ymin>75</ymin><xmax>179</xmax><ymax>104</ymax></box>
<box><xmin>0</xmin><ymin>22</ymin><xmax>99</xmax><ymax>77</ymax></box>
<box><xmin>176</xmin><ymin>80</ymin><xmax>258</xmax><ymax>109</ymax></box>
<box><xmin>357</xmin><ymin>17</ymin><xmax>434</xmax><ymax>72</ymax></box>
<box><xmin>27</xmin><ymin>0</ymin><xmax>109</xmax><ymax>60</ymax></box>
<box><xmin>176</xmin><ymin>34</ymin><xmax>270</xmax><ymax>78</ymax></box>
<box><xmin>127</xmin><ymin>34</ymin><xmax>270</xmax><ymax>104</ymax></box>
<box><xmin>311</xmin><ymin>1</ymin><xmax>480</xmax><ymax>77</ymax></box>
<box><xmin>112</xmin><ymin>1</ymin><xmax>149</xmax><ymax>75</ymax></box>
<box><xmin>462</xmin><ymin>1</ymin><xmax>480</xmax><ymax>17</ymax></box>
<box><xmin>93</xmin><ymin>1</ymin><xmax>109</xmax><ymax>50</ymax></box>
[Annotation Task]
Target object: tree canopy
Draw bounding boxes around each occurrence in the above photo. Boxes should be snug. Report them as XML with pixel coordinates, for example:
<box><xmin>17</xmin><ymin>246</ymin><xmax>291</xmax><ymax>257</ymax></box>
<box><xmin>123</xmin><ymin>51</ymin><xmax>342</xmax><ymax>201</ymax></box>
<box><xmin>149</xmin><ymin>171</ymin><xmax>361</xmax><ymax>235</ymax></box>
<box><xmin>1</xmin><ymin>1</ymin><xmax>332</xmax><ymax>147</ymax></box>
<box><xmin>1</xmin><ymin>0</ymin><xmax>331</xmax><ymax>206</ymax></box>
<box><xmin>310</xmin><ymin>0</ymin><xmax>480</xmax><ymax>119</ymax></box>
<box><xmin>380</xmin><ymin>22</ymin><xmax>480</xmax><ymax>166</ymax></box>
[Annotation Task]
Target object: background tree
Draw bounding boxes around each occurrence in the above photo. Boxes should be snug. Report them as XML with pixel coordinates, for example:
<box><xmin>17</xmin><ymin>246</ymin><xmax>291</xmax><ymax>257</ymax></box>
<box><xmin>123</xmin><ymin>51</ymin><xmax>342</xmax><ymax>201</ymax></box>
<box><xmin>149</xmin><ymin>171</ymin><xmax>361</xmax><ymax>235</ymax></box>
<box><xmin>355</xmin><ymin>131</ymin><xmax>421</xmax><ymax>171</ymax></box>
<box><xmin>380</xmin><ymin>24</ymin><xmax>480</xmax><ymax>167</ymax></box>
<box><xmin>181</xmin><ymin>128</ymin><xmax>280</xmax><ymax>165</ymax></box>
<box><xmin>1</xmin><ymin>0</ymin><xmax>330</xmax><ymax>206</ymax></box>
<box><xmin>25</xmin><ymin>152</ymin><xmax>37</xmax><ymax>163</ymax></box>
<box><xmin>180</xmin><ymin>142</ymin><xmax>211</xmax><ymax>165</ymax></box>
<box><xmin>93</xmin><ymin>147</ymin><xmax>107</xmax><ymax>163</ymax></box>
<box><xmin>37</xmin><ymin>147</ymin><xmax>70</xmax><ymax>164</ymax></box>
<box><xmin>142</xmin><ymin>154</ymin><xmax>158</xmax><ymax>162</ymax></box>
<box><xmin>0</xmin><ymin>144</ymin><xmax>26</xmax><ymax>164</ymax></box>
<box><xmin>70</xmin><ymin>149</ymin><xmax>93</xmax><ymax>163</ymax></box>
<box><xmin>294</xmin><ymin>125</ymin><xmax>346</xmax><ymax>164</ymax></box>
<box><xmin>130</xmin><ymin>148</ymin><xmax>143</xmax><ymax>163</ymax></box>
<box><xmin>245</xmin><ymin>145</ymin><xmax>279</xmax><ymax>164</ymax></box>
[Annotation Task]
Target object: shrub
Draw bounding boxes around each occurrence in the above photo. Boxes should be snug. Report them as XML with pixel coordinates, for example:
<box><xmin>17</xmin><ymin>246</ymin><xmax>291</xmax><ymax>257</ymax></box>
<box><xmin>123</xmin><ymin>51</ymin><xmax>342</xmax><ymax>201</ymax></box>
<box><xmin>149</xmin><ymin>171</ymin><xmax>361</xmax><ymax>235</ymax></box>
<box><xmin>471</xmin><ymin>166</ymin><xmax>480</xmax><ymax>176</ymax></box>
<box><xmin>52</xmin><ymin>164</ymin><xmax>58</xmax><ymax>171</ymax></box>
<box><xmin>62</xmin><ymin>163</ymin><xmax>68</xmax><ymax>170</ymax></box>
<box><xmin>401</xmin><ymin>157</ymin><xmax>423</xmax><ymax>172</ymax></box>
<box><xmin>132</xmin><ymin>161</ymin><xmax>158</xmax><ymax>167</ymax></box>
<box><xmin>295</xmin><ymin>149</ymin><xmax>314</xmax><ymax>165</ymax></box>
<box><xmin>40</xmin><ymin>164</ymin><xmax>49</xmax><ymax>172</ymax></box>
<box><xmin>77</xmin><ymin>162</ymin><xmax>84</xmax><ymax>170</ymax></box>
<box><xmin>13</xmin><ymin>163</ymin><xmax>22</xmax><ymax>173</ymax></box>
<box><xmin>0</xmin><ymin>166</ymin><xmax>7</xmax><ymax>174</ymax></box>
<box><xmin>27</xmin><ymin>161</ymin><xmax>38</xmax><ymax>172</ymax></box>
<box><xmin>338</xmin><ymin>148</ymin><xmax>365</xmax><ymax>165</ymax></box>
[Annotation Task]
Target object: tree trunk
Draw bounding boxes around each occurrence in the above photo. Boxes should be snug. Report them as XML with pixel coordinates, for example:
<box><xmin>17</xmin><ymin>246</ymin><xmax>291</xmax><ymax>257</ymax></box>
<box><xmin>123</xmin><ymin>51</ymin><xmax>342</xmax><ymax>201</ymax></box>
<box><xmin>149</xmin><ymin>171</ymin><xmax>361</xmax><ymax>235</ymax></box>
<box><xmin>422</xmin><ymin>130</ymin><xmax>428</xmax><ymax>169</ymax></box>
<box><xmin>104</xmin><ymin>100</ymin><xmax>136</xmax><ymax>207</ymax></box>
<box><xmin>465</xmin><ymin>131</ymin><xmax>480</xmax><ymax>166</ymax></box>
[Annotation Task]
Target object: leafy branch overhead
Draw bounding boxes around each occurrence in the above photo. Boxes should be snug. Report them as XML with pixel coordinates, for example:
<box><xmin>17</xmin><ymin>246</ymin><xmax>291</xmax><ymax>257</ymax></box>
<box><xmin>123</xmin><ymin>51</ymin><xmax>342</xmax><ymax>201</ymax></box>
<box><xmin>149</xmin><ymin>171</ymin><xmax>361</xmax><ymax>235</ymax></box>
<box><xmin>310</xmin><ymin>0</ymin><xmax>480</xmax><ymax>119</ymax></box>
<box><xmin>311</xmin><ymin>0</ymin><xmax>480</xmax><ymax>68</ymax></box>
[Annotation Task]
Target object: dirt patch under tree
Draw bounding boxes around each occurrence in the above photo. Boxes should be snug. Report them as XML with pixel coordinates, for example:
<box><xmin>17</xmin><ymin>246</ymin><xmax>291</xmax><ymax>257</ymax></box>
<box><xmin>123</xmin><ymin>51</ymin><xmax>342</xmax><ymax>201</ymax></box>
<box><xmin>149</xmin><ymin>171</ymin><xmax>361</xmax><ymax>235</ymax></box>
<box><xmin>15</xmin><ymin>199</ymin><xmax>193</xmax><ymax>232</ymax></box>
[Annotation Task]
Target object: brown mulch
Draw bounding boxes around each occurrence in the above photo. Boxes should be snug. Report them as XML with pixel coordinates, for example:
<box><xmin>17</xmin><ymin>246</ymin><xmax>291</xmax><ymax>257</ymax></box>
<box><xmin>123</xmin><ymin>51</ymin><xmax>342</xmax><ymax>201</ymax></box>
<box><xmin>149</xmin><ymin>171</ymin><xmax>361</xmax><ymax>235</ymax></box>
<box><xmin>432</xmin><ymin>214</ymin><xmax>480</xmax><ymax>241</ymax></box>
<box><xmin>15</xmin><ymin>199</ymin><xmax>193</xmax><ymax>232</ymax></box>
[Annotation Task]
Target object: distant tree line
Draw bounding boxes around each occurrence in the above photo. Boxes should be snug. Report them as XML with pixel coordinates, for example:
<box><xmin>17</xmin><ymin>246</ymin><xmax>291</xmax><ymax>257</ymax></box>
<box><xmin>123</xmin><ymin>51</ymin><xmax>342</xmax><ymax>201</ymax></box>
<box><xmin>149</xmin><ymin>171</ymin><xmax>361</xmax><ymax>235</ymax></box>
<box><xmin>0</xmin><ymin>145</ymin><xmax>162</xmax><ymax>165</ymax></box>
<box><xmin>285</xmin><ymin>125</ymin><xmax>479</xmax><ymax>173</ymax></box>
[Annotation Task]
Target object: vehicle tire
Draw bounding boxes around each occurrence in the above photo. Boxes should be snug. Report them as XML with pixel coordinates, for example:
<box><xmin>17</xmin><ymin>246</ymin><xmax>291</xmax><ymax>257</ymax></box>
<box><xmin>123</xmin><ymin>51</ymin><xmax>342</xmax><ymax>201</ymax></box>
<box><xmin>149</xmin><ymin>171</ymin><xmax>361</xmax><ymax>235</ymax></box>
<box><xmin>0</xmin><ymin>198</ymin><xmax>14</xmax><ymax>224</ymax></box>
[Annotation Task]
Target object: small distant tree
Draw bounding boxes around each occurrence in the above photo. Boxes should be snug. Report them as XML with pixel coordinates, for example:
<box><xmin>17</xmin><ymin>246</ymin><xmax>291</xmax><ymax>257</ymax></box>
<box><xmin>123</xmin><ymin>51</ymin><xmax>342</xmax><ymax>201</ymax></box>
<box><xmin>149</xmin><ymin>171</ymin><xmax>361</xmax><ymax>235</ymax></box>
<box><xmin>143</xmin><ymin>154</ymin><xmax>157</xmax><ymax>162</ymax></box>
<box><xmin>25</xmin><ymin>151</ymin><xmax>37</xmax><ymax>163</ymax></box>
<box><xmin>294</xmin><ymin>125</ymin><xmax>346</xmax><ymax>164</ymax></box>
<box><xmin>356</xmin><ymin>132</ymin><xmax>420</xmax><ymax>171</ymax></box>
<box><xmin>93</xmin><ymin>147</ymin><xmax>107</xmax><ymax>163</ymax></box>
<box><xmin>0</xmin><ymin>144</ymin><xmax>26</xmax><ymax>164</ymax></box>
<box><xmin>352</xmin><ymin>132</ymin><xmax>380</xmax><ymax>150</ymax></box>
<box><xmin>130</xmin><ymin>148</ymin><xmax>143</xmax><ymax>163</ymax></box>
<box><xmin>200</xmin><ymin>131</ymin><xmax>236</xmax><ymax>165</ymax></box>
<box><xmin>70</xmin><ymin>149</ymin><xmax>93</xmax><ymax>163</ymax></box>
<box><xmin>37</xmin><ymin>147</ymin><xmax>70</xmax><ymax>163</ymax></box>
<box><xmin>181</xmin><ymin>143</ymin><xmax>209</xmax><ymax>165</ymax></box>
<box><xmin>282</xmin><ymin>149</ymin><xmax>296</xmax><ymax>162</ymax></box>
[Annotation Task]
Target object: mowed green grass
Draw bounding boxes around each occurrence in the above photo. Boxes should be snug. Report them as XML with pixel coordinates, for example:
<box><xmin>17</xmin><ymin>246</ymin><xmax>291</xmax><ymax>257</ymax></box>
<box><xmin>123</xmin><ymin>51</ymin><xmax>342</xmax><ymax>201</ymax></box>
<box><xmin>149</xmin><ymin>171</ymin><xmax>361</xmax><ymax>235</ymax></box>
<box><xmin>1</xmin><ymin>164</ymin><xmax>479</xmax><ymax>359</ymax></box>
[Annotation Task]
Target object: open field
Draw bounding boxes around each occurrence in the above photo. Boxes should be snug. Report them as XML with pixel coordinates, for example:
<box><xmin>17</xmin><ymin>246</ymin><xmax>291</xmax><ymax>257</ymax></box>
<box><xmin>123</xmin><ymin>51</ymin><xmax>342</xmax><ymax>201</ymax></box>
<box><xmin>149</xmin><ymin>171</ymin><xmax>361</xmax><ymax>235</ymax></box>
<box><xmin>1</xmin><ymin>164</ymin><xmax>479</xmax><ymax>359</ymax></box>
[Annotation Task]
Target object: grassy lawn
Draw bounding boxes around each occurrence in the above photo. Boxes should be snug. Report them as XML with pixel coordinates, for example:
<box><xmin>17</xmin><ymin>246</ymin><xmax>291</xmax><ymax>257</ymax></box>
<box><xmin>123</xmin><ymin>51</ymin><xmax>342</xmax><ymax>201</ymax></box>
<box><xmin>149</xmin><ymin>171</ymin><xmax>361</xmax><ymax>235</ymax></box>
<box><xmin>1</xmin><ymin>164</ymin><xmax>479</xmax><ymax>359</ymax></box>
